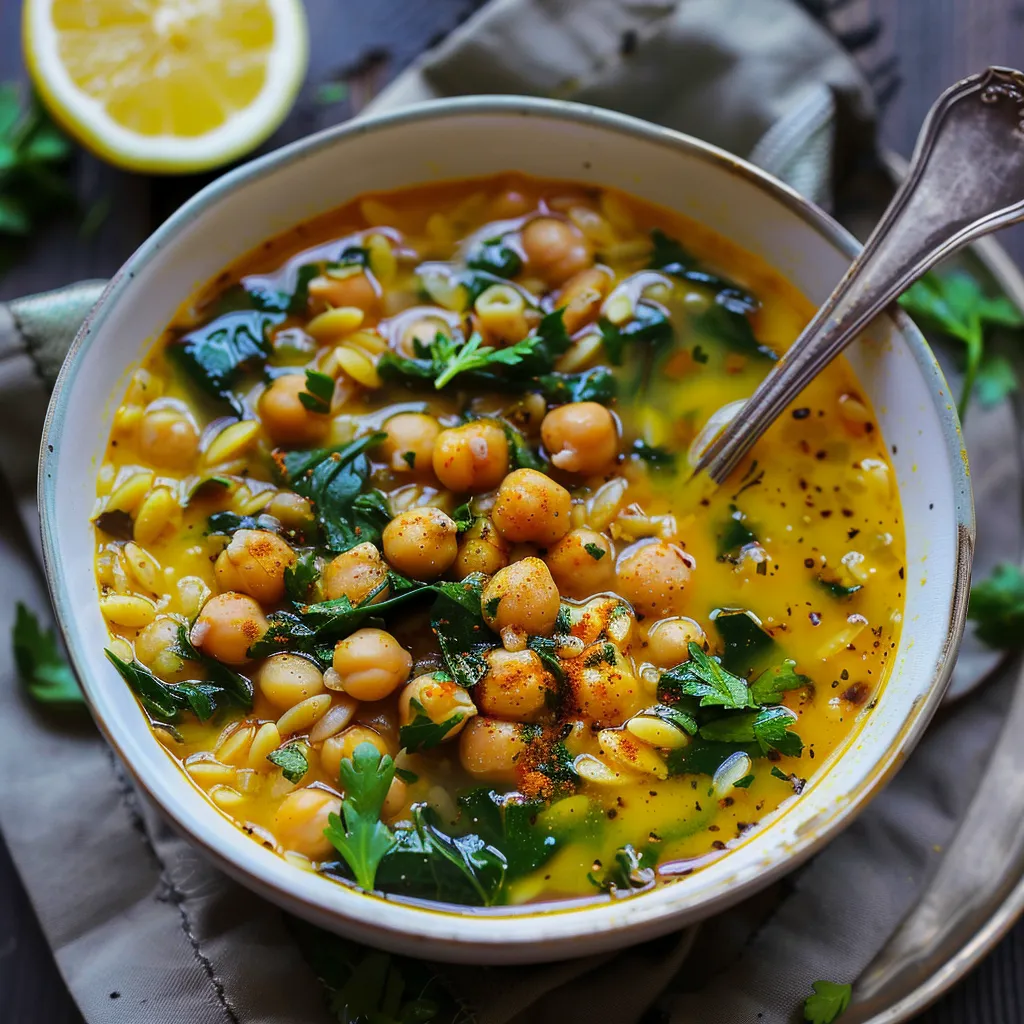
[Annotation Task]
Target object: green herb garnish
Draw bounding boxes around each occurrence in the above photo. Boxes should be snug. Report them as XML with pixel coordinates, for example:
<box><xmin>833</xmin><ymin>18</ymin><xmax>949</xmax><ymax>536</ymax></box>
<box><xmin>398</xmin><ymin>698</ymin><xmax>463</xmax><ymax>753</ymax></box>
<box><xmin>659</xmin><ymin>642</ymin><xmax>755</xmax><ymax>710</ymax></box>
<box><xmin>267</xmin><ymin>742</ymin><xmax>308</xmax><ymax>783</ymax></box>
<box><xmin>968</xmin><ymin>562</ymin><xmax>1024</xmax><ymax>647</ymax></box>
<box><xmin>13</xmin><ymin>603</ymin><xmax>82</xmax><ymax>706</ymax></box>
<box><xmin>298</xmin><ymin>368</ymin><xmax>334</xmax><ymax>414</ymax></box>
<box><xmin>803</xmin><ymin>980</ymin><xmax>852</xmax><ymax>1023</ymax></box>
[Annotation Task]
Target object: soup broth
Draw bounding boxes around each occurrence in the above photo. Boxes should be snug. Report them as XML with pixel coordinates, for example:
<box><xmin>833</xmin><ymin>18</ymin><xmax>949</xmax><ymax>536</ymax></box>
<box><xmin>93</xmin><ymin>174</ymin><xmax>904</xmax><ymax>908</ymax></box>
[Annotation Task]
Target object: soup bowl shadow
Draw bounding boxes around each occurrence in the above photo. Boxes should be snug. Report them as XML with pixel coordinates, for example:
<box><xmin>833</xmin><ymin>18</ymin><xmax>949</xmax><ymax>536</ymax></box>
<box><xmin>38</xmin><ymin>97</ymin><xmax>973</xmax><ymax>964</ymax></box>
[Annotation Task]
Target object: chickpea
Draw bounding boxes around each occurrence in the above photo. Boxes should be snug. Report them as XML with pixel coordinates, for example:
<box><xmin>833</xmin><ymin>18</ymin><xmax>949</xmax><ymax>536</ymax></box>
<box><xmin>541</xmin><ymin>402</ymin><xmax>619</xmax><ymax>475</ymax></box>
<box><xmin>432</xmin><ymin>421</ymin><xmax>509</xmax><ymax>493</ymax></box>
<box><xmin>645</xmin><ymin>616</ymin><xmax>706</xmax><ymax>668</ymax></box>
<box><xmin>308</xmin><ymin>271</ymin><xmax>379</xmax><ymax>314</ymax></box>
<box><xmin>379</xmin><ymin>412</ymin><xmax>441</xmax><ymax>474</ymax></box>
<box><xmin>190</xmin><ymin>592</ymin><xmax>268</xmax><ymax>665</ymax></box>
<box><xmin>135</xmin><ymin>615</ymin><xmax>190</xmax><ymax>681</ymax></box>
<box><xmin>489</xmin><ymin>188</ymin><xmax>533</xmax><ymax>218</ymax></box>
<box><xmin>214</xmin><ymin>529</ymin><xmax>296</xmax><ymax>605</ymax></box>
<box><xmin>545</xmin><ymin>528</ymin><xmax>615</xmax><ymax>599</ymax></box>
<box><xmin>481</xmin><ymin>557</ymin><xmax>561</xmax><ymax>636</ymax></box>
<box><xmin>557</xmin><ymin>266</ymin><xmax>613</xmax><ymax>334</ymax></box>
<box><xmin>265</xmin><ymin>491</ymin><xmax>315</xmax><ymax>533</ymax></box>
<box><xmin>491</xmin><ymin>468</ymin><xmax>572</xmax><ymax>545</ymax></box>
<box><xmin>398</xmin><ymin>673</ymin><xmax>477</xmax><ymax>741</ymax></box>
<box><xmin>453</xmin><ymin>517</ymin><xmax>509</xmax><ymax>577</ymax></box>
<box><xmin>321</xmin><ymin>725</ymin><xmax>391</xmax><ymax>779</ymax></box>
<box><xmin>323</xmin><ymin>542</ymin><xmax>389</xmax><ymax>604</ymax></box>
<box><xmin>382</xmin><ymin>777</ymin><xmax>409</xmax><ymax>821</ymax></box>
<box><xmin>257</xmin><ymin>653</ymin><xmax>326</xmax><ymax>711</ymax></box>
<box><xmin>259</xmin><ymin>374</ymin><xmax>330</xmax><ymax>447</ymax></box>
<box><xmin>138</xmin><ymin>405</ymin><xmax>199</xmax><ymax>471</ymax></box>
<box><xmin>521</xmin><ymin>217</ymin><xmax>592</xmax><ymax>285</ymax></box>
<box><xmin>458</xmin><ymin>717</ymin><xmax>528</xmax><ymax>783</ymax></box>
<box><xmin>382</xmin><ymin>507</ymin><xmax>458</xmax><ymax>580</ymax></box>
<box><xmin>616</xmin><ymin>540</ymin><xmax>693</xmax><ymax>619</ymax></box>
<box><xmin>566</xmin><ymin>644</ymin><xmax>646</xmax><ymax>726</ymax></box>
<box><xmin>273</xmin><ymin>788</ymin><xmax>340</xmax><ymax>860</ymax></box>
<box><xmin>332</xmin><ymin>628</ymin><xmax>412</xmax><ymax>701</ymax></box>
<box><xmin>476</xmin><ymin>649</ymin><xmax>553</xmax><ymax>722</ymax></box>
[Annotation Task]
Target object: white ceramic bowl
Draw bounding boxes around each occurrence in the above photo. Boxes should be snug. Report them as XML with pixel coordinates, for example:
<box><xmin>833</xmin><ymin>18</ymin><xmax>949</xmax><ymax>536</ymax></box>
<box><xmin>39</xmin><ymin>97</ymin><xmax>974</xmax><ymax>964</ymax></box>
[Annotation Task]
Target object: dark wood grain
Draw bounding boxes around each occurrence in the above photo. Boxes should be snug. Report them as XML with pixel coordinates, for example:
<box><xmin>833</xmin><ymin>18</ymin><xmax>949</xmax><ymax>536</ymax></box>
<box><xmin>2</xmin><ymin>1</ymin><xmax>1023</xmax><ymax>1021</ymax></box>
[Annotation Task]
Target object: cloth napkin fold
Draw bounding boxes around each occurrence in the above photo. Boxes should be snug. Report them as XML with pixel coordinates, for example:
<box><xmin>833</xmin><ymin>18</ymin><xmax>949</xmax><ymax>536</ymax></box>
<box><xmin>0</xmin><ymin>1</ymin><xmax>1015</xmax><ymax>1022</ymax></box>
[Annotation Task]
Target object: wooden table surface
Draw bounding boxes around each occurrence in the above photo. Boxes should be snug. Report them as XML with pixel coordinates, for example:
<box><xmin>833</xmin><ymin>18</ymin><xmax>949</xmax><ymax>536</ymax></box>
<box><xmin>3</xmin><ymin>1</ymin><xmax>1024</xmax><ymax>1020</ymax></box>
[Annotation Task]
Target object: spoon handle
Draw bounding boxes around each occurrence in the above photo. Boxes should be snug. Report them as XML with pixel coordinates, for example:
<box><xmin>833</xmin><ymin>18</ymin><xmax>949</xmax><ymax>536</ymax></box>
<box><xmin>693</xmin><ymin>66</ymin><xmax>1024</xmax><ymax>484</ymax></box>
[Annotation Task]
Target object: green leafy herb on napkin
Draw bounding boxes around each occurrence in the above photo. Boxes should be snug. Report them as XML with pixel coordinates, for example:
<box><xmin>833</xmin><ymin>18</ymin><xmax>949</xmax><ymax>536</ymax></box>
<box><xmin>968</xmin><ymin>562</ymin><xmax>1024</xmax><ymax>648</ymax></box>
<box><xmin>0</xmin><ymin>84</ymin><xmax>76</xmax><ymax>277</ymax></box>
<box><xmin>12</xmin><ymin>602</ymin><xmax>83</xmax><ymax>706</ymax></box>
<box><xmin>803</xmin><ymin>979</ymin><xmax>852</xmax><ymax>1023</ymax></box>
<box><xmin>899</xmin><ymin>271</ymin><xmax>1024</xmax><ymax>422</ymax></box>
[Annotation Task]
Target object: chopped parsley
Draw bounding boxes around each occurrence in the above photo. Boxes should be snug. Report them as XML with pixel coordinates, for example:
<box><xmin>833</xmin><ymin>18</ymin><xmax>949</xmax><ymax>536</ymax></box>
<box><xmin>583</xmin><ymin>542</ymin><xmax>606</xmax><ymax>561</ymax></box>
<box><xmin>267</xmin><ymin>742</ymin><xmax>308</xmax><ymax>783</ymax></box>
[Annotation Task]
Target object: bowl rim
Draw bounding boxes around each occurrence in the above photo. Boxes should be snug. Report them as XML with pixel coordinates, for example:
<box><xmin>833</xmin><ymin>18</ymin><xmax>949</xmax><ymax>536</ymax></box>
<box><xmin>37</xmin><ymin>94</ymin><xmax>975</xmax><ymax>958</ymax></box>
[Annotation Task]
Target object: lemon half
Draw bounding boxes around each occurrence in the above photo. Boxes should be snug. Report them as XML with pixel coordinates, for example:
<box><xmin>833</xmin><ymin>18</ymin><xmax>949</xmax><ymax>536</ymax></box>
<box><xmin>24</xmin><ymin>0</ymin><xmax>308</xmax><ymax>173</ymax></box>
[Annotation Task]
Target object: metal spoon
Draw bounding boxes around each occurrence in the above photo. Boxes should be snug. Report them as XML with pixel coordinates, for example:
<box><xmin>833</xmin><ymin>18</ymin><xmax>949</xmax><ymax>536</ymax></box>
<box><xmin>692</xmin><ymin>66</ymin><xmax>1024</xmax><ymax>484</ymax></box>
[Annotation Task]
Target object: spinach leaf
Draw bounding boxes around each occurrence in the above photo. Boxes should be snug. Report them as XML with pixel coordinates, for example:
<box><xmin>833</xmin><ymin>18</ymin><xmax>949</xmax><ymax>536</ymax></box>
<box><xmin>278</xmin><ymin>433</ymin><xmax>389</xmax><ymax>551</ymax></box>
<box><xmin>92</xmin><ymin>508</ymin><xmax>135</xmax><ymax>540</ymax></box>
<box><xmin>399</xmin><ymin>698</ymin><xmax>464</xmax><ymax>753</ymax></box>
<box><xmin>817</xmin><ymin>573</ymin><xmax>862</xmax><ymax>600</ymax></box>
<box><xmin>298</xmin><ymin>368</ymin><xmax>334</xmax><ymax>414</ymax></box>
<box><xmin>658</xmin><ymin>642</ymin><xmax>755</xmax><ymax>710</ymax></box>
<box><xmin>717</xmin><ymin>506</ymin><xmax>757</xmax><ymax>561</ymax></box>
<box><xmin>284</xmin><ymin>550</ymin><xmax>319</xmax><ymax>604</ymax></box>
<box><xmin>691</xmin><ymin>301</ymin><xmax>775</xmax><ymax>361</ymax></box>
<box><xmin>207</xmin><ymin>510</ymin><xmax>282</xmax><ymax>536</ymax></box>
<box><xmin>374</xmin><ymin>805</ymin><xmax>506</xmax><ymax>907</ymax></box>
<box><xmin>666</xmin><ymin>738</ymin><xmax>761</xmax><ymax>777</ymax></box>
<box><xmin>712</xmin><ymin>609</ymin><xmax>775</xmax><ymax>675</ymax></box>
<box><xmin>168</xmin><ymin>310</ymin><xmax>283</xmax><ymax>414</ymax></box>
<box><xmin>467</xmin><ymin>237</ymin><xmax>522</xmax><ymax>278</ymax></box>
<box><xmin>430</xmin><ymin>575</ymin><xmax>495</xmax><ymax>688</ymax></box>
<box><xmin>502</xmin><ymin>419</ymin><xmax>546</xmax><ymax>470</ymax></box>
<box><xmin>631</xmin><ymin>440</ymin><xmax>676</xmax><ymax>471</ymax></box>
<box><xmin>324</xmin><ymin>742</ymin><xmax>397</xmax><ymax>891</ymax></box>
<box><xmin>537</xmin><ymin>366</ymin><xmax>617</xmax><ymax>404</ymax></box>
<box><xmin>173</xmin><ymin>625</ymin><xmax>254</xmax><ymax>710</ymax></box>
<box><xmin>458</xmin><ymin>788</ymin><xmax>559</xmax><ymax>879</ymax></box>
<box><xmin>648</xmin><ymin>228</ymin><xmax>759</xmax><ymax>305</ymax></box>
<box><xmin>13</xmin><ymin>603</ymin><xmax>82</xmax><ymax>706</ymax></box>
<box><xmin>588</xmin><ymin>843</ymin><xmax>656</xmax><ymax>895</ymax></box>
<box><xmin>267</xmin><ymin>742</ymin><xmax>308</xmax><ymax>782</ymax></box>
<box><xmin>104</xmin><ymin>650</ymin><xmax>216</xmax><ymax>722</ymax></box>
<box><xmin>598</xmin><ymin>300</ymin><xmax>673</xmax><ymax>365</ymax></box>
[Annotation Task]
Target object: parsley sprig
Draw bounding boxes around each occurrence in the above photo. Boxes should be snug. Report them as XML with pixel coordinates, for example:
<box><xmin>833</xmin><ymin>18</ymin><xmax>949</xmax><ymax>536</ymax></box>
<box><xmin>804</xmin><ymin>979</ymin><xmax>852</xmax><ymax>1023</ymax></box>
<box><xmin>429</xmin><ymin>331</ymin><xmax>542</xmax><ymax>389</ymax></box>
<box><xmin>13</xmin><ymin>602</ymin><xmax>83</xmax><ymax>706</ymax></box>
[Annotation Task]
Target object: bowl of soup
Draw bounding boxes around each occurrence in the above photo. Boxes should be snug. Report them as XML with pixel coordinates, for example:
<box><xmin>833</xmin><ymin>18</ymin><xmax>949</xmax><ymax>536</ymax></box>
<box><xmin>39</xmin><ymin>97</ymin><xmax>972</xmax><ymax>963</ymax></box>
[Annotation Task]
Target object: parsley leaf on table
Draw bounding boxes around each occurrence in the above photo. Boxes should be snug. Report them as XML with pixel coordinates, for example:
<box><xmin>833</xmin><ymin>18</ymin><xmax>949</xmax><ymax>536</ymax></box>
<box><xmin>659</xmin><ymin>642</ymin><xmax>756</xmax><ymax>710</ymax></box>
<box><xmin>13</xmin><ymin>602</ymin><xmax>83</xmax><ymax>706</ymax></box>
<box><xmin>803</xmin><ymin>979</ymin><xmax>852</xmax><ymax>1023</ymax></box>
<box><xmin>967</xmin><ymin>562</ymin><xmax>1024</xmax><ymax>647</ymax></box>
<box><xmin>899</xmin><ymin>271</ymin><xmax>1024</xmax><ymax>421</ymax></box>
<box><xmin>324</xmin><ymin>742</ymin><xmax>397</xmax><ymax>892</ymax></box>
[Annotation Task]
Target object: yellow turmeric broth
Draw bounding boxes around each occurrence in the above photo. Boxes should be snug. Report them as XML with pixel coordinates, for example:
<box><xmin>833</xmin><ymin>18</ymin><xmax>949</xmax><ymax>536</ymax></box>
<box><xmin>93</xmin><ymin>174</ymin><xmax>904</xmax><ymax>908</ymax></box>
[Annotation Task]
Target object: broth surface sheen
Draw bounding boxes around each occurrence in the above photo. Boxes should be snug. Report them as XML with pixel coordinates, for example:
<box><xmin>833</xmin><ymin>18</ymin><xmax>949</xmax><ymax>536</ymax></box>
<box><xmin>93</xmin><ymin>174</ymin><xmax>905</xmax><ymax>909</ymax></box>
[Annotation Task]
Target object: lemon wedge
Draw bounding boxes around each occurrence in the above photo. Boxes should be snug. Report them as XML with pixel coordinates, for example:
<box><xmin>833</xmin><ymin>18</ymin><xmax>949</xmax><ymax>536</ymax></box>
<box><xmin>23</xmin><ymin>0</ymin><xmax>308</xmax><ymax>173</ymax></box>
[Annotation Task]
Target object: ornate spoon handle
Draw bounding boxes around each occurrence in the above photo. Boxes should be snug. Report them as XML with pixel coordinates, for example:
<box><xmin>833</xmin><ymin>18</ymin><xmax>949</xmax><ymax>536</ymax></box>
<box><xmin>693</xmin><ymin>66</ymin><xmax>1024</xmax><ymax>483</ymax></box>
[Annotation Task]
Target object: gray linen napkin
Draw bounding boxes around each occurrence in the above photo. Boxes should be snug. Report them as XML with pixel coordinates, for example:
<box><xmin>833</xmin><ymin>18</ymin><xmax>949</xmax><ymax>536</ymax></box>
<box><xmin>0</xmin><ymin>2</ymin><xmax>1014</xmax><ymax>1023</ymax></box>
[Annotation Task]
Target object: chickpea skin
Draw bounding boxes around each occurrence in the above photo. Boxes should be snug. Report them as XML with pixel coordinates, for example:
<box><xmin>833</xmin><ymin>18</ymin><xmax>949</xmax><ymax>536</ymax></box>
<box><xmin>332</xmin><ymin>628</ymin><xmax>412</xmax><ymax>701</ymax></box>
<box><xmin>379</xmin><ymin>412</ymin><xmax>441</xmax><ymax>474</ymax></box>
<box><xmin>476</xmin><ymin>649</ymin><xmax>553</xmax><ymax>722</ymax></box>
<box><xmin>273</xmin><ymin>788</ymin><xmax>340</xmax><ymax>860</ymax></box>
<box><xmin>541</xmin><ymin>402</ymin><xmax>619</xmax><ymax>475</ymax></box>
<box><xmin>481</xmin><ymin>557</ymin><xmax>561</xmax><ymax>636</ymax></box>
<box><xmin>307</xmin><ymin>271</ymin><xmax>379</xmax><ymax>314</ymax></box>
<box><xmin>321</xmin><ymin>726</ymin><xmax>391</xmax><ymax>779</ymax></box>
<box><xmin>521</xmin><ymin>217</ymin><xmax>592</xmax><ymax>285</ymax></box>
<box><xmin>616</xmin><ymin>540</ymin><xmax>693</xmax><ymax>619</ymax></box>
<box><xmin>214</xmin><ymin>529</ymin><xmax>296</xmax><ymax>605</ymax></box>
<box><xmin>398</xmin><ymin>674</ymin><xmax>477</xmax><ymax>741</ymax></box>
<box><xmin>138</xmin><ymin>406</ymin><xmax>199</xmax><ymax>471</ymax></box>
<box><xmin>491</xmin><ymin>468</ymin><xmax>572</xmax><ymax>545</ymax></box>
<box><xmin>190</xmin><ymin>592</ymin><xmax>268</xmax><ymax>665</ymax></box>
<box><xmin>545</xmin><ymin>528</ymin><xmax>615</xmax><ymax>599</ymax></box>
<box><xmin>645</xmin><ymin>616</ymin><xmax>707</xmax><ymax>667</ymax></box>
<box><xmin>259</xmin><ymin>374</ymin><xmax>330</xmax><ymax>447</ymax></box>
<box><xmin>382</xmin><ymin>507</ymin><xmax>458</xmax><ymax>580</ymax></box>
<box><xmin>432</xmin><ymin>421</ymin><xmax>509</xmax><ymax>493</ymax></box>
<box><xmin>453</xmin><ymin>517</ymin><xmax>509</xmax><ymax>577</ymax></box>
<box><xmin>323</xmin><ymin>542</ymin><xmax>390</xmax><ymax>604</ymax></box>
<box><xmin>458</xmin><ymin>717</ymin><xmax>528</xmax><ymax>783</ymax></box>
<box><xmin>257</xmin><ymin>653</ymin><xmax>326</xmax><ymax>711</ymax></box>
<box><xmin>135</xmin><ymin>615</ymin><xmax>190</xmax><ymax>682</ymax></box>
